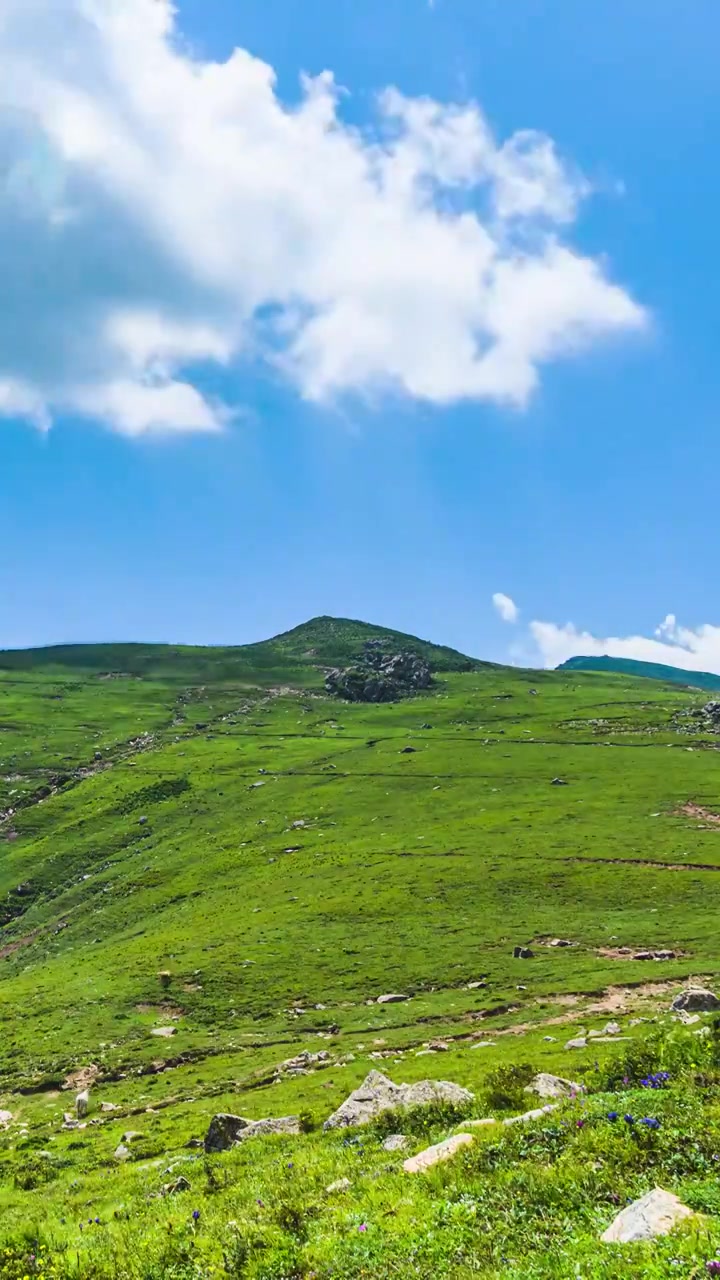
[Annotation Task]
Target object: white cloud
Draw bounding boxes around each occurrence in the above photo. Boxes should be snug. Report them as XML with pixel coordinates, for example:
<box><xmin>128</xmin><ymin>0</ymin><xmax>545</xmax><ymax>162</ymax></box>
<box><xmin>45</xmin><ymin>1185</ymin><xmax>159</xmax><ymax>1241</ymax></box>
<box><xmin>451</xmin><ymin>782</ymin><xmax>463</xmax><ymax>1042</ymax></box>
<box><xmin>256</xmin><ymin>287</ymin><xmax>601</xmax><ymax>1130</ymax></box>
<box><xmin>0</xmin><ymin>0</ymin><xmax>647</xmax><ymax>435</ymax></box>
<box><xmin>492</xmin><ymin>592</ymin><xmax>519</xmax><ymax>623</ymax></box>
<box><xmin>530</xmin><ymin>613</ymin><xmax>720</xmax><ymax>676</ymax></box>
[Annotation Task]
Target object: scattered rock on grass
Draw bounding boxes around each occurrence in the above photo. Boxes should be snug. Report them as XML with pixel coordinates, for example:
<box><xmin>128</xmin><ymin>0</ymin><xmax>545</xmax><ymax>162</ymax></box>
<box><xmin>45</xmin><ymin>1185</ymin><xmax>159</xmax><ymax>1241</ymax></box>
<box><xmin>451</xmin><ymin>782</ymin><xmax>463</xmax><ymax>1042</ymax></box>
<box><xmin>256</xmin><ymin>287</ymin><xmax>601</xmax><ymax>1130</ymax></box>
<box><xmin>323</xmin><ymin>1071</ymin><xmax>473</xmax><ymax>1130</ymax></box>
<box><xmin>525</xmin><ymin>1073</ymin><xmax>582</xmax><ymax>1100</ymax></box>
<box><xmin>600</xmin><ymin>1187</ymin><xmax>694</xmax><ymax>1243</ymax></box>
<box><xmin>0</xmin><ymin>1110</ymin><xmax>12</xmax><ymax>1127</ymax></box>
<box><xmin>325</xmin><ymin>1178</ymin><xmax>351</xmax><ymax>1193</ymax></box>
<box><xmin>162</xmin><ymin>1176</ymin><xmax>191</xmax><ymax>1196</ymax></box>
<box><xmin>382</xmin><ymin>1133</ymin><xmax>409</xmax><ymax>1152</ymax></box>
<box><xmin>403</xmin><ymin>1132</ymin><xmax>474</xmax><ymax>1173</ymax></box>
<box><xmin>114</xmin><ymin>1144</ymin><xmax>131</xmax><ymax>1161</ymax></box>
<box><xmin>671</xmin><ymin>988</ymin><xmax>720</xmax><ymax>1013</ymax></box>
<box><xmin>151</xmin><ymin>1027</ymin><xmax>177</xmax><ymax>1038</ymax></box>
<box><xmin>565</xmin><ymin>1036</ymin><xmax>587</xmax><ymax>1050</ymax></box>
<box><xmin>376</xmin><ymin>993</ymin><xmax>409</xmax><ymax>1004</ymax></box>
<box><xmin>205</xmin><ymin>1113</ymin><xmax>301</xmax><ymax>1153</ymax></box>
<box><xmin>513</xmin><ymin>946</ymin><xmax>533</xmax><ymax>959</ymax></box>
<box><xmin>503</xmin><ymin>1105</ymin><xmax>557</xmax><ymax>1126</ymax></box>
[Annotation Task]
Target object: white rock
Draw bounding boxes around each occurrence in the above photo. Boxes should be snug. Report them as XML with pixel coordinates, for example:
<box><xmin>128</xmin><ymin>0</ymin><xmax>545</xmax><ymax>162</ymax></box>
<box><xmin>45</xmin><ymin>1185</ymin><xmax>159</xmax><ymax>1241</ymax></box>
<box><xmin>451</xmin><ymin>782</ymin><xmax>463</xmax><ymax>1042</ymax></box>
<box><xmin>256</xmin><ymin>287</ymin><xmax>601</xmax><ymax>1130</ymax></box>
<box><xmin>503</xmin><ymin>1105</ymin><xmax>557</xmax><ymax>1126</ymax></box>
<box><xmin>564</xmin><ymin>1037</ymin><xmax>587</xmax><ymax>1050</ymax></box>
<box><xmin>376</xmin><ymin>994</ymin><xmax>409</xmax><ymax>1004</ymax></box>
<box><xmin>325</xmin><ymin>1177</ymin><xmax>351</xmax><ymax>1193</ymax></box>
<box><xmin>114</xmin><ymin>1143</ymin><xmax>131</xmax><ymax>1161</ymax></box>
<box><xmin>469</xmin><ymin>1040</ymin><xmax>496</xmax><ymax>1049</ymax></box>
<box><xmin>403</xmin><ymin>1132</ymin><xmax>474</xmax><ymax>1173</ymax></box>
<box><xmin>600</xmin><ymin>1187</ymin><xmax>694</xmax><ymax>1243</ymax></box>
<box><xmin>0</xmin><ymin>1110</ymin><xmax>12</xmax><ymax>1127</ymax></box>
<box><xmin>151</xmin><ymin>1026</ymin><xmax>177</xmax><ymax>1038</ymax></box>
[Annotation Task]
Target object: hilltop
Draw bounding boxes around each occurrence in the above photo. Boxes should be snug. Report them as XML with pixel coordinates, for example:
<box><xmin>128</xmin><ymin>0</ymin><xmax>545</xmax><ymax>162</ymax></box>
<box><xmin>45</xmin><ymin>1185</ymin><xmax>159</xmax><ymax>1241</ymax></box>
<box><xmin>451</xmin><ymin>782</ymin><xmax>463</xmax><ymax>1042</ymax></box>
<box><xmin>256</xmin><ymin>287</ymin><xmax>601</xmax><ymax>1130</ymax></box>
<box><xmin>559</xmin><ymin>653</ymin><xmax>720</xmax><ymax>692</ymax></box>
<box><xmin>0</xmin><ymin>617</ymin><xmax>719</xmax><ymax>1276</ymax></box>
<box><xmin>0</xmin><ymin>615</ymin><xmax>482</xmax><ymax>684</ymax></box>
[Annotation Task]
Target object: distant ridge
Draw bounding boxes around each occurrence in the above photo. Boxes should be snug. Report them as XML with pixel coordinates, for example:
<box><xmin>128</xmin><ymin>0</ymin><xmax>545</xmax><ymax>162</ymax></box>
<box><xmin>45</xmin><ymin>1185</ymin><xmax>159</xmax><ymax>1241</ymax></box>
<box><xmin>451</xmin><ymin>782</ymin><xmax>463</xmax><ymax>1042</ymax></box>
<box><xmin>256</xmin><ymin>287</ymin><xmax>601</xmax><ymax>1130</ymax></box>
<box><xmin>558</xmin><ymin>654</ymin><xmax>720</xmax><ymax>692</ymax></box>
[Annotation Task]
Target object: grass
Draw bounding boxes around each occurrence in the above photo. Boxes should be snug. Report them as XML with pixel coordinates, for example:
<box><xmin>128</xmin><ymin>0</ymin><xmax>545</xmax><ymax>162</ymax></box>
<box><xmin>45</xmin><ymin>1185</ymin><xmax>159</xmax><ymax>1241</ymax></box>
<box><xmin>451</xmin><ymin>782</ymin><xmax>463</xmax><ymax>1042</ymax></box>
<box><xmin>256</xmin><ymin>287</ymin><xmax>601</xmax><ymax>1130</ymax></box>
<box><xmin>0</xmin><ymin>616</ymin><xmax>719</xmax><ymax>1276</ymax></box>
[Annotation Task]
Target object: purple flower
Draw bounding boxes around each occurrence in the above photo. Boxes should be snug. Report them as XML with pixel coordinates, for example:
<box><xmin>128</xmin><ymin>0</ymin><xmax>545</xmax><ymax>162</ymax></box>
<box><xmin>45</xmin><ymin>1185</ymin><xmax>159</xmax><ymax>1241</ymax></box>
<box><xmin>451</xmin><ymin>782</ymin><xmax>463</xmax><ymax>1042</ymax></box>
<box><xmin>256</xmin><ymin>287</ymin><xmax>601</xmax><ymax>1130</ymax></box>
<box><xmin>192</xmin><ymin>1210</ymin><xmax>200</xmax><ymax>1222</ymax></box>
<box><xmin>624</xmin><ymin>1114</ymin><xmax>635</xmax><ymax>1125</ymax></box>
<box><xmin>706</xmin><ymin>1262</ymin><xmax>720</xmax><ymax>1276</ymax></box>
<box><xmin>94</xmin><ymin>1218</ymin><xmax>101</xmax><ymax>1225</ymax></box>
<box><xmin>359</xmin><ymin>1223</ymin><xmax>368</xmax><ymax>1233</ymax></box>
<box><xmin>256</xmin><ymin>1199</ymin><xmax>265</xmax><ymax>1208</ymax></box>
<box><xmin>576</xmin><ymin>1119</ymin><xmax>585</xmax><ymax>1129</ymax></box>
<box><xmin>640</xmin><ymin>1117</ymin><xmax>661</xmax><ymax>1130</ymax></box>
<box><xmin>607</xmin><ymin>1112</ymin><xmax>619</xmax><ymax>1122</ymax></box>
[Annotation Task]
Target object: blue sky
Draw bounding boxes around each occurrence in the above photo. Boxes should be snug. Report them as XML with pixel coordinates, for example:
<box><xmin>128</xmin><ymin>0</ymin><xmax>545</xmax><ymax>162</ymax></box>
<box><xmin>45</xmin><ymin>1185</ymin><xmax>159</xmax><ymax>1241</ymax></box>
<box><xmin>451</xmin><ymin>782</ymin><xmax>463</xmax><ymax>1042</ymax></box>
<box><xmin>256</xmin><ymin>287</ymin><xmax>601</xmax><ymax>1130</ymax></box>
<box><xmin>2</xmin><ymin>0</ymin><xmax>720</xmax><ymax>671</ymax></box>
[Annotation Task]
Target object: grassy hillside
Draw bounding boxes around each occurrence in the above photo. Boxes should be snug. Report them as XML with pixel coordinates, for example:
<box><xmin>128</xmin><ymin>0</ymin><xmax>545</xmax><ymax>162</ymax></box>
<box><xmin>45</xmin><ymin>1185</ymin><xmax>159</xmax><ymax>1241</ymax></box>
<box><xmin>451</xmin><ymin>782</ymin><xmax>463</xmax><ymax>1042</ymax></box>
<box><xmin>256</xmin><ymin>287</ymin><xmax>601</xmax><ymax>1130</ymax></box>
<box><xmin>0</xmin><ymin>616</ymin><xmax>481</xmax><ymax>683</ymax></box>
<box><xmin>0</xmin><ymin>619</ymin><xmax>719</xmax><ymax>1276</ymax></box>
<box><xmin>559</xmin><ymin>653</ymin><xmax>720</xmax><ymax>692</ymax></box>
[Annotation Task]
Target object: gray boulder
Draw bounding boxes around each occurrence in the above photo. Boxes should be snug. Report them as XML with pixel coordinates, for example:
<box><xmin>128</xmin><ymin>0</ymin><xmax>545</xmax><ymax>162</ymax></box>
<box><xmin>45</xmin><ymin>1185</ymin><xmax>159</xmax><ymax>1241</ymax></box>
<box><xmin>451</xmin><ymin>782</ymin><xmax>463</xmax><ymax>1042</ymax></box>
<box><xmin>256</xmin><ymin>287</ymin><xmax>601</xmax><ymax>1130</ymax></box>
<box><xmin>204</xmin><ymin>1113</ymin><xmax>301</xmax><ymax>1153</ymax></box>
<box><xmin>525</xmin><ymin>1073</ymin><xmax>582</xmax><ymax>1100</ymax></box>
<box><xmin>671</xmin><ymin>987</ymin><xmax>720</xmax><ymax>1012</ymax></box>
<box><xmin>600</xmin><ymin>1187</ymin><xmax>694</xmax><ymax>1243</ymax></box>
<box><xmin>377</xmin><ymin>993</ymin><xmax>409</xmax><ymax>1004</ymax></box>
<box><xmin>323</xmin><ymin>1071</ymin><xmax>473</xmax><ymax>1131</ymax></box>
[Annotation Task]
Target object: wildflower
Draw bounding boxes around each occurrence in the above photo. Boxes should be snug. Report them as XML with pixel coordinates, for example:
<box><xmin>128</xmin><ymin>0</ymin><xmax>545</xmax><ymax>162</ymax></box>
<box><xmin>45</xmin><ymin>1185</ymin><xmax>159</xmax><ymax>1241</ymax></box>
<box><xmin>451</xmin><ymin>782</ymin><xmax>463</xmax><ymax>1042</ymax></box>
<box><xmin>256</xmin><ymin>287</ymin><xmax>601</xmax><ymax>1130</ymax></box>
<box><xmin>358</xmin><ymin>1223</ymin><xmax>368</xmax><ymax>1233</ymax></box>
<box><xmin>624</xmin><ymin>1114</ymin><xmax>635</xmax><ymax>1125</ymax></box>
<box><xmin>256</xmin><ymin>1199</ymin><xmax>265</xmax><ymax>1208</ymax></box>
<box><xmin>94</xmin><ymin>1218</ymin><xmax>101</xmax><ymax>1225</ymax></box>
<box><xmin>192</xmin><ymin>1210</ymin><xmax>200</xmax><ymax>1222</ymax></box>
<box><xmin>576</xmin><ymin>1119</ymin><xmax>585</xmax><ymax>1129</ymax></box>
<box><xmin>639</xmin><ymin>1117</ymin><xmax>661</xmax><ymax>1130</ymax></box>
<box><xmin>706</xmin><ymin>1262</ymin><xmax>720</xmax><ymax>1276</ymax></box>
<box><xmin>607</xmin><ymin>1112</ymin><xmax>619</xmax><ymax>1122</ymax></box>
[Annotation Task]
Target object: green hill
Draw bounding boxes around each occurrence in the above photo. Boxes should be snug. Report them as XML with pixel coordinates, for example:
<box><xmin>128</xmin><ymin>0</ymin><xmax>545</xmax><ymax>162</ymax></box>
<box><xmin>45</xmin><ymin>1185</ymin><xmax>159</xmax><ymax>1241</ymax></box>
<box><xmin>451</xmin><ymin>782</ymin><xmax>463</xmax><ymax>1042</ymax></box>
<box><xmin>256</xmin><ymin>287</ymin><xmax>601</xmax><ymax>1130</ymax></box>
<box><xmin>0</xmin><ymin>618</ymin><xmax>718</xmax><ymax>1277</ymax></box>
<box><xmin>0</xmin><ymin>615</ymin><xmax>482</xmax><ymax>683</ymax></box>
<box><xmin>558</xmin><ymin>653</ymin><xmax>720</xmax><ymax>692</ymax></box>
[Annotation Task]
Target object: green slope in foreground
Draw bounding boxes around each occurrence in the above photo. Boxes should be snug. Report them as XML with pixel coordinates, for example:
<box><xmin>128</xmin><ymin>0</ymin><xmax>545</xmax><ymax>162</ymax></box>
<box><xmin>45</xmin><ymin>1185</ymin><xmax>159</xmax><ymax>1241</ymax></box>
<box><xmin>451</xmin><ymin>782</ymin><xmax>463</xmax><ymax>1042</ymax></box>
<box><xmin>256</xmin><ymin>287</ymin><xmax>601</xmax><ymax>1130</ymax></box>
<box><xmin>0</xmin><ymin>617</ymin><xmax>719</xmax><ymax>1278</ymax></box>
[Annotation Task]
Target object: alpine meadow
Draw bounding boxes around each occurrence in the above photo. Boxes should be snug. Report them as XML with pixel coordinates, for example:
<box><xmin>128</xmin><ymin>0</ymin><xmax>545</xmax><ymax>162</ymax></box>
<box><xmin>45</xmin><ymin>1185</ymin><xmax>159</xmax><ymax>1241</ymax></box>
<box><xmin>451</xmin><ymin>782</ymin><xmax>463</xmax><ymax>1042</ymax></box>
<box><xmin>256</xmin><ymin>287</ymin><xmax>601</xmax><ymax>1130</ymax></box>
<box><xmin>0</xmin><ymin>617</ymin><xmax>718</xmax><ymax>1279</ymax></box>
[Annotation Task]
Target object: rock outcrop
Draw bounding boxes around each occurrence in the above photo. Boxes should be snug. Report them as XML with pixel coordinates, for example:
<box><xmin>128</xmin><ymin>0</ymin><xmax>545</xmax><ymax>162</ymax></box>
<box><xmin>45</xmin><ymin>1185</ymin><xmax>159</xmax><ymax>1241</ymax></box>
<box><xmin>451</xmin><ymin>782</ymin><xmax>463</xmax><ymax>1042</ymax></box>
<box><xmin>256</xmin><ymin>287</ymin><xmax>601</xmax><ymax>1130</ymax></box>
<box><xmin>323</xmin><ymin>1070</ymin><xmax>473</xmax><ymax>1130</ymax></box>
<box><xmin>205</xmin><ymin>1113</ymin><xmax>301</xmax><ymax>1153</ymax></box>
<box><xmin>325</xmin><ymin>641</ymin><xmax>432</xmax><ymax>703</ymax></box>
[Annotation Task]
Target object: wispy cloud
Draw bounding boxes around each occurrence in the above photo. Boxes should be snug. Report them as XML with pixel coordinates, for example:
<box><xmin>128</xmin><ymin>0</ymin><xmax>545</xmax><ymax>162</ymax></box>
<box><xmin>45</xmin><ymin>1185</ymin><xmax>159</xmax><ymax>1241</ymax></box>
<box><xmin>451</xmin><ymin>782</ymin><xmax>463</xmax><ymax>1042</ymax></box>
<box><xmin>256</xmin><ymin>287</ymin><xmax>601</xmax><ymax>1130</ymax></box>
<box><xmin>0</xmin><ymin>0</ymin><xmax>646</xmax><ymax>435</ymax></box>
<box><xmin>492</xmin><ymin>592</ymin><xmax>520</xmax><ymax>623</ymax></box>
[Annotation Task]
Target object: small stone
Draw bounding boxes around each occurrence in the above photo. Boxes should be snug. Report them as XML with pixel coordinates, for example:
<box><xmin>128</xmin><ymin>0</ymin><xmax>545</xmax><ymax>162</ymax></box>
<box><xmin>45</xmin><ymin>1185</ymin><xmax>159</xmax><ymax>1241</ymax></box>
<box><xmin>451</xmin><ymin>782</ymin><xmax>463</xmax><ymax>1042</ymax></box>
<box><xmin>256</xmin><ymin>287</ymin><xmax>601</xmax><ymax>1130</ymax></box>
<box><xmin>382</xmin><ymin>1133</ymin><xmax>409</xmax><ymax>1152</ymax></box>
<box><xmin>403</xmin><ymin>1132</ymin><xmax>474</xmax><ymax>1173</ymax></box>
<box><xmin>376</xmin><ymin>993</ymin><xmax>409</xmax><ymax>1004</ymax></box>
<box><xmin>600</xmin><ymin>1187</ymin><xmax>694</xmax><ymax>1243</ymax></box>
<box><xmin>467</xmin><ymin>980</ymin><xmax>487</xmax><ymax>989</ymax></box>
<box><xmin>162</xmin><ymin>1176</ymin><xmax>191</xmax><ymax>1196</ymax></box>
<box><xmin>548</xmin><ymin>938</ymin><xmax>573</xmax><ymax>947</ymax></box>
<box><xmin>100</xmin><ymin>1102</ymin><xmax>118</xmax><ymax>1112</ymax></box>
<box><xmin>114</xmin><ymin>1144</ymin><xmax>131</xmax><ymax>1161</ymax></box>
<box><xmin>565</xmin><ymin>1036</ymin><xmax>587</xmax><ymax>1050</ymax></box>
<box><xmin>513</xmin><ymin>946</ymin><xmax>533</xmax><ymax>959</ymax></box>
<box><xmin>151</xmin><ymin>1027</ymin><xmax>177</xmax><ymax>1038</ymax></box>
<box><xmin>325</xmin><ymin>1177</ymin><xmax>351</xmax><ymax>1193</ymax></box>
<box><xmin>469</xmin><ymin>1040</ymin><xmax>496</xmax><ymax>1049</ymax></box>
<box><xmin>0</xmin><ymin>1110</ymin><xmax>12</xmax><ymax>1126</ymax></box>
<box><xmin>603</xmin><ymin>1021</ymin><xmax>621</xmax><ymax>1035</ymax></box>
<box><xmin>550</xmin><ymin>778</ymin><xmax>568</xmax><ymax>786</ymax></box>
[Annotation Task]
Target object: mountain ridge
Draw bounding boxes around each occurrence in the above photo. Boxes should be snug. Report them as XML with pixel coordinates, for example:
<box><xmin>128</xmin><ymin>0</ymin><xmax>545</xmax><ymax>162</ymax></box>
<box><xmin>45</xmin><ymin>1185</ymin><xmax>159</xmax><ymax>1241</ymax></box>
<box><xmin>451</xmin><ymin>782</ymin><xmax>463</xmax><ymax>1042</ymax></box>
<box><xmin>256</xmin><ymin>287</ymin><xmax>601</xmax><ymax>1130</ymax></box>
<box><xmin>558</xmin><ymin>653</ymin><xmax>720</xmax><ymax>692</ymax></box>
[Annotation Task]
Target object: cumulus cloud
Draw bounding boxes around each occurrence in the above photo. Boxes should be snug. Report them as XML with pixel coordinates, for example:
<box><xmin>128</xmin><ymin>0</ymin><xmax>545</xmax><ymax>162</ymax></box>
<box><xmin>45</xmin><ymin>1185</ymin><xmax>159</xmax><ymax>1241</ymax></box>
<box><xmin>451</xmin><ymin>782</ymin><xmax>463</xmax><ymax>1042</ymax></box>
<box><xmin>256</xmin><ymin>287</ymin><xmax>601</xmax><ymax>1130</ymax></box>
<box><xmin>492</xmin><ymin>592</ymin><xmax>519</xmax><ymax>623</ymax></box>
<box><xmin>530</xmin><ymin>612</ymin><xmax>720</xmax><ymax>676</ymax></box>
<box><xmin>0</xmin><ymin>0</ymin><xmax>647</xmax><ymax>435</ymax></box>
